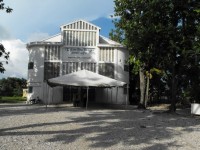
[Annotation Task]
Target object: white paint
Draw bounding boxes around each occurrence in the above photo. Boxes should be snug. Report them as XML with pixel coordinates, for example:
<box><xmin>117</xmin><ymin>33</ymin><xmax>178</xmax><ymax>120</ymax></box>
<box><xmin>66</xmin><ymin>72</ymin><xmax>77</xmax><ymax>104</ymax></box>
<box><xmin>27</xmin><ymin>20</ymin><xmax>129</xmax><ymax>105</ymax></box>
<box><xmin>191</xmin><ymin>103</ymin><xmax>200</xmax><ymax>115</ymax></box>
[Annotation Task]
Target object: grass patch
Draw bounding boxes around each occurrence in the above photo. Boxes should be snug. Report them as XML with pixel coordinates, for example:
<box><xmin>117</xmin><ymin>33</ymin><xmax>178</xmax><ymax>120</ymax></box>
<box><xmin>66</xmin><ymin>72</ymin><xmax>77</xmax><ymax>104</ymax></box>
<box><xmin>0</xmin><ymin>96</ymin><xmax>26</xmax><ymax>103</ymax></box>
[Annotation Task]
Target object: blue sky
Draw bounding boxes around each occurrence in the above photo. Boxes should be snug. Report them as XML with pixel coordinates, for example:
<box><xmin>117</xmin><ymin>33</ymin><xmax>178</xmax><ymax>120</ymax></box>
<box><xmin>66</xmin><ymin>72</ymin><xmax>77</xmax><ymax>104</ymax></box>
<box><xmin>0</xmin><ymin>0</ymin><xmax>115</xmax><ymax>79</ymax></box>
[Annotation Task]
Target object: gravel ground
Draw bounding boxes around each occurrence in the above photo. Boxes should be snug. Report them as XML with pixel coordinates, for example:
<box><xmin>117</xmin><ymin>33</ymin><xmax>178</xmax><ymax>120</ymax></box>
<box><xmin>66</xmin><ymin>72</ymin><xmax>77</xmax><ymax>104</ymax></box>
<box><xmin>0</xmin><ymin>103</ymin><xmax>200</xmax><ymax>150</ymax></box>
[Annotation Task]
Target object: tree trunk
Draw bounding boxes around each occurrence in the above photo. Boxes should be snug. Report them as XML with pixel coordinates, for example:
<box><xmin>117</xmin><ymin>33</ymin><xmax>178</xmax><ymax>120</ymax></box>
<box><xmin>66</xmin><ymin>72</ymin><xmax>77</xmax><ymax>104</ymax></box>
<box><xmin>169</xmin><ymin>66</ymin><xmax>177</xmax><ymax>112</ymax></box>
<box><xmin>138</xmin><ymin>68</ymin><xmax>146</xmax><ymax>109</ymax></box>
<box><xmin>144</xmin><ymin>75</ymin><xmax>150</xmax><ymax>108</ymax></box>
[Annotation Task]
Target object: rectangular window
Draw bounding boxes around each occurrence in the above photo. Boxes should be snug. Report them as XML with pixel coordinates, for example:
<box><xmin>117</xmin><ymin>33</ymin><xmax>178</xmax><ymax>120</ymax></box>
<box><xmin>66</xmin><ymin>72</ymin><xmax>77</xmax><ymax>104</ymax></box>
<box><xmin>28</xmin><ymin>86</ymin><xmax>33</xmax><ymax>93</ymax></box>
<box><xmin>99</xmin><ymin>63</ymin><xmax>114</xmax><ymax>78</ymax></box>
<box><xmin>62</xmin><ymin>62</ymin><xmax>79</xmax><ymax>75</ymax></box>
<box><xmin>44</xmin><ymin>62</ymin><xmax>60</xmax><ymax>80</ymax></box>
<box><xmin>81</xmin><ymin>62</ymin><xmax>96</xmax><ymax>72</ymax></box>
<box><xmin>99</xmin><ymin>48</ymin><xmax>114</xmax><ymax>62</ymax></box>
<box><xmin>45</xmin><ymin>46</ymin><xmax>60</xmax><ymax>60</ymax></box>
<box><xmin>124</xmin><ymin>65</ymin><xmax>129</xmax><ymax>72</ymax></box>
<box><xmin>28</xmin><ymin>62</ymin><xmax>34</xmax><ymax>69</ymax></box>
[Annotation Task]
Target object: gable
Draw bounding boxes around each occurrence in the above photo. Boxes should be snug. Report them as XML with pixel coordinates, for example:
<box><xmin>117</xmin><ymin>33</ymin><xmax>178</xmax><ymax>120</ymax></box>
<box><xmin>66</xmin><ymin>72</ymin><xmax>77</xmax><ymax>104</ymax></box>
<box><xmin>61</xmin><ymin>20</ymin><xmax>100</xmax><ymax>30</ymax></box>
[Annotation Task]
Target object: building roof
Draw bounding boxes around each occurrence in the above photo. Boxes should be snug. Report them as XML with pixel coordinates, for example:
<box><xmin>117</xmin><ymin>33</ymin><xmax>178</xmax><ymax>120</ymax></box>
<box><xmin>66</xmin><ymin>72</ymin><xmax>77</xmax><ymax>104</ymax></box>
<box><xmin>42</xmin><ymin>34</ymin><xmax>61</xmax><ymax>42</ymax></box>
<box><xmin>98</xmin><ymin>35</ymin><xmax>122</xmax><ymax>47</ymax></box>
<box><xmin>27</xmin><ymin>20</ymin><xmax>124</xmax><ymax>48</ymax></box>
<box><xmin>60</xmin><ymin>19</ymin><xmax>101</xmax><ymax>30</ymax></box>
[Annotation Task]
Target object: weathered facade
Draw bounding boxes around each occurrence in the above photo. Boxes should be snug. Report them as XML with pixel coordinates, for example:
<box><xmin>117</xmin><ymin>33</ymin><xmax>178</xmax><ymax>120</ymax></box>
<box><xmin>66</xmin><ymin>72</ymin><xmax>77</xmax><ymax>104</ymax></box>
<box><xmin>27</xmin><ymin>20</ymin><xmax>129</xmax><ymax>104</ymax></box>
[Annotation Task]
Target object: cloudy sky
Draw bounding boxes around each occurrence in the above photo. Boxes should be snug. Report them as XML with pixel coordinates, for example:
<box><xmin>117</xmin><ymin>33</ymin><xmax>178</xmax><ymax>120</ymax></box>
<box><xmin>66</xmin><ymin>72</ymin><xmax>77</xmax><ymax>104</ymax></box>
<box><xmin>0</xmin><ymin>0</ymin><xmax>115</xmax><ymax>79</ymax></box>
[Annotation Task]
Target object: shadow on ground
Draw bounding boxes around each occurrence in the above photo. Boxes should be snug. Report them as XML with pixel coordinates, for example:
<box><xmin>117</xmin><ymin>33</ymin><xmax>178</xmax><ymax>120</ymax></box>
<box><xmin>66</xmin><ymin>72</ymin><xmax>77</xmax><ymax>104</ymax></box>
<box><xmin>0</xmin><ymin>103</ymin><xmax>200</xmax><ymax>149</ymax></box>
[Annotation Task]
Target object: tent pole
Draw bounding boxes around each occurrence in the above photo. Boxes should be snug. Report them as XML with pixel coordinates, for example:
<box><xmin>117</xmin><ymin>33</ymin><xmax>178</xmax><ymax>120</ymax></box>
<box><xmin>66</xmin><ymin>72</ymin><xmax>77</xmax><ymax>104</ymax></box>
<box><xmin>70</xmin><ymin>86</ymin><xmax>71</xmax><ymax>102</ymax></box>
<box><xmin>111</xmin><ymin>88</ymin><xmax>112</xmax><ymax>103</ymax></box>
<box><xmin>126</xmin><ymin>84</ymin><xmax>128</xmax><ymax>109</ymax></box>
<box><xmin>47</xmin><ymin>85</ymin><xmax>50</xmax><ymax>107</ymax></box>
<box><xmin>45</xmin><ymin>82</ymin><xmax>47</xmax><ymax>109</ymax></box>
<box><xmin>52</xmin><ymin>87</ymin><xmax>54</xmax><ymax>104</ymax></box>
<box><xmin>107</xmin><ymin>88</ymin><xmax>108</xmax><ymax>103</ymax></box>
<box><xmin>116</xmin><ymin>87</ymin><xmax>118</xmax><ymax>103</ymax></box>
<box><xmin>86</xmin><ymin>87</ymin><xmax>89</xmax><ymax>110</ymax></box>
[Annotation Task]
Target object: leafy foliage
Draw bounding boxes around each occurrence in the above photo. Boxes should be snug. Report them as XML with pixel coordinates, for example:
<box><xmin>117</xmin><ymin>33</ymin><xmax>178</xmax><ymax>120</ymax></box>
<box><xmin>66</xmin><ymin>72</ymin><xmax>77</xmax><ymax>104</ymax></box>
<box><xmin>0</xmin><ymin>0</ymin><xmax>13</xmax><ymax>13</ymax></box>
<box><xmin>112</xmin><ymin>0</ymin><xmax>200</xmax><ymax>110</ymax></box>
<box><xmin>0</xmin><ymin>0</ymin><xmax>12</xmax><ymax>73</ymax></box>
<box><xmin>0</xmin><ymin>77</ymin><xmax>27</xmax><ymax>96</ymax></box>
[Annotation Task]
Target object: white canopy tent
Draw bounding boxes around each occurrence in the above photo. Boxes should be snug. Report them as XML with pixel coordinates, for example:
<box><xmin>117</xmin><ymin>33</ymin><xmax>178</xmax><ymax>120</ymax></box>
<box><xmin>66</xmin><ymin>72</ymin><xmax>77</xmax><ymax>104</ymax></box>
<box><xmin>47</xmin><ymin>70</ymin><xmax>128</xmax><ymax>109</ymax></box>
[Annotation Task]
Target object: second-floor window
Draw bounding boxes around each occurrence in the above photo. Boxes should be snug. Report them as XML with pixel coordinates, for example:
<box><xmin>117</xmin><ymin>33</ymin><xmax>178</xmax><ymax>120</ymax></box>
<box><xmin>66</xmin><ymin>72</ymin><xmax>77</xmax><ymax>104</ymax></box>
<box><xmin>28</xmin><ymin>62</ymin><xmax>34</xmax><ymax>69</ymax></box>
<box><xmin>99</xmin><ymin>47</ymin><xmax>114</xmax><ymax>62</ymax></box>
<box><xmin>44</xmin><ymin>62</ymin><xmax>60</xmax><ymax>80</ymax></box>
<box><xmin>45</xmin><ymin>46</ymin><xmax>60</xmax><ymax>60</ymax></box>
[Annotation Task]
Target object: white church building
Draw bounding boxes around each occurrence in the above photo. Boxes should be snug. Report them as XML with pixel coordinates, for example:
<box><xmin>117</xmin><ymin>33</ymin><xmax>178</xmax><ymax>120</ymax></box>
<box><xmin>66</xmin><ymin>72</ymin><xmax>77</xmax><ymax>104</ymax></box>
<box><xmin>27</xmin><ymin>20</ymin><xmax>129</xmax><ymax>105</ymax></box>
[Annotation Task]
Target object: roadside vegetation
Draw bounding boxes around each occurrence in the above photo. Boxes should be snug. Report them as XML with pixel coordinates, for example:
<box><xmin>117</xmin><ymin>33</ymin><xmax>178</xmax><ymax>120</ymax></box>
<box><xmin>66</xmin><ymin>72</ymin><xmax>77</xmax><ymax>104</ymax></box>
<box><xmin>0</xmin><ymin>96</ymin><xmax>26</xmax><ymax>103</ymax></box>
<box><xmin>0</xmin><ymin>77</ymin><xmax>27</xmax><ymax>103</ymax></box>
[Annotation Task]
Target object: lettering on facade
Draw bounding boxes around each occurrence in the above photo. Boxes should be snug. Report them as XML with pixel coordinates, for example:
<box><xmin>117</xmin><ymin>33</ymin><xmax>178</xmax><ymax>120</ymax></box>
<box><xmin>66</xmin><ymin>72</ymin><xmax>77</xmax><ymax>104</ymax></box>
<box><xmin>63</xmin><ymin>47</ymin><xmax>95</xmax><ymax>60</ymax></box>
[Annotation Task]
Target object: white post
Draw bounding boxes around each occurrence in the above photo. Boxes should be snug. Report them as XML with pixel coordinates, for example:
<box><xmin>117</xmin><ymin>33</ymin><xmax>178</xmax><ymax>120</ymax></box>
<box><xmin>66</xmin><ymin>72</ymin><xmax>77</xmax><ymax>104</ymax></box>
<box><xmin>86</xmin><ymin>87</ymin><xmax>89</xmax><ymax>110</ymax></box>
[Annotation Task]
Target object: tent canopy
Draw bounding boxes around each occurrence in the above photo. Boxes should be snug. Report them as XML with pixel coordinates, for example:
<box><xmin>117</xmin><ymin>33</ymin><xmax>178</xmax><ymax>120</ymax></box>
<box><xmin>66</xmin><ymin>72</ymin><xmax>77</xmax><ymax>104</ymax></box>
<box><xmin>48</xmin><ymin>69</ymin><xmax>126</xmax><ymax>87</ymax></box>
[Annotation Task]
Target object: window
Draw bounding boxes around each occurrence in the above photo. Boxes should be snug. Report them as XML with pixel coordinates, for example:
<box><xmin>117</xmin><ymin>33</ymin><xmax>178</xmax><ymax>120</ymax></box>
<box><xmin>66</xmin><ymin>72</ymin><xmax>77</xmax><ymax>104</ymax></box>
<box><xmin>62</xmin><ymin>62</ymin><xmax>79</xmax><ymax>75</ymax></box>
<box><xmin>44</xmin><ymin>62</ymin><xmax>60</xmax><ymax>80</ymax></box>
<box><xmin>99</xmin><ymin>63</ymin><xmax>114</xmax><ymax>78</ymax></box>
<box><xmin>99</xmin><ymin>47</ymin><xmax>114</xmax><ymax>62</ymax></box>
<box><xmin>28</xmin><ymin>62</ymin><xmax>34</xmax><ymax>69</ymax></box>
<box><xmin>81</xmin><ymin>62</ymin><xmax>96</xmax><ymax>72</ymax></box>
<box><xmin>28</xmin><ymin>86</ymin><xmax>33</xmax><ymax>93</ymax></box>
<box><xmin>124</xmin><ymin>65</ymin><xmax>129</xmax><ymax>72</ymax></box>
<box><xmin>64</xmin><ymin>30</ymin><xmax>96</xmax><ymax>46</ymax></box>
<box><xmin>45</xmin><ymin>46</ymin><xmax>60</xmax><ymax>60</ymax></box>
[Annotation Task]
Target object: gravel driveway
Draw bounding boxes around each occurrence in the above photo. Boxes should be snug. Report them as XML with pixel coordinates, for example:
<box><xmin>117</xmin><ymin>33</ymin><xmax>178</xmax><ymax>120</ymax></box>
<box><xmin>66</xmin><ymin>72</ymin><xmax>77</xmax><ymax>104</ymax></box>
<box><xmin>0</xmin><ymin>103</ymin><xmax>200</xmax><ymax>150</ymax></box>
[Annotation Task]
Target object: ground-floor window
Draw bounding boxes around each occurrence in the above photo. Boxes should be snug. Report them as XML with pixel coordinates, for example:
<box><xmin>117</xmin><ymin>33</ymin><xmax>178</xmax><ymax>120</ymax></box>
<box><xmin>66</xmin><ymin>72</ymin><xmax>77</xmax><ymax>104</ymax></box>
<box><xmin>81</xmin><ymin>62</ymin><xmax>96</xmax><ymax>72</ymax></box>
<box><xmin>44</xmin><ymin>62</ymin><xmax>60</xmax><ymax>80</ymax></box>
<box><xmin>99</xmin><ymin>63</ymin><xmax>114</xmax><ymax>78</ymax></box>
<box><xmin>62</xmin><ymin>62</ymin><xmax>79</xmax><ymax>75</ymax></box>
<box><xmin>62</xmin><ymin>62</ymin><xmax>96</xmax><ymax>75</ymax></box>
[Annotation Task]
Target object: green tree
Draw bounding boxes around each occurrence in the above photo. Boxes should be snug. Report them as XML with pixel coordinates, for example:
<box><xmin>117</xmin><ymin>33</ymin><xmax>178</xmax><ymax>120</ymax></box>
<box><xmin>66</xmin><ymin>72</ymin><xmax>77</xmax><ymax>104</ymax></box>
<box><xmin>0</xmin><ymin>0</ymin><xmax>12</xmax><ymax>73</ymax></box>
<box><xmin>112</xmin><ymin>0</ymin><xmax>200</xmax><ymax>112</ymax></box>
<box><xmin>0</xmin><ymin>77</ymin><xmax>27</xmax><ymax>96</ymax></box>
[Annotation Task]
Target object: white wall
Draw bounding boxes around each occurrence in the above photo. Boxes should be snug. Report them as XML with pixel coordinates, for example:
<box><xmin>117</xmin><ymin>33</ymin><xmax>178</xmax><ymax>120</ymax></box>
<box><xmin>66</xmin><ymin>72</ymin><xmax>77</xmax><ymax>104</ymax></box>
<box><xmin>38</xmin><ymin>82</ymin><xmax>63</xmax><ymax>104</ymax></box>
<box><xmin>115</xmin><ymin>48</ymin><xmax>129</xmax><ymax>83</ymax></box>
<box><xmin>27</xmin><ymin>45</ymin><xmax>45</xmax><ymax>101</ymax></box>
<box><xmin>28</xmin><ymin>46</ymin><xmax>45</xmax><ymax>83</ymax></box>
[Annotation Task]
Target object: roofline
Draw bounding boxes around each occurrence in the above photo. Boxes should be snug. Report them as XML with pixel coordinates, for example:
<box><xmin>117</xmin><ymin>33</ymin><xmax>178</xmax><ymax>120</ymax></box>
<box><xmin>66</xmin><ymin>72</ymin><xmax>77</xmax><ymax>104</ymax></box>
<box><xmin>99</xmin><ymin>35</ymin><xmax>123</xmax><ymax>46</ymax></box>
<box><xmin>60</xmin><ymin>19</ymin><xmax>101</xmax><ymax>30</ymax></box>
<box><xmin>41</xmin><ymin>33</ymin><xmax>61</xmax><ymax>42</ymax></box>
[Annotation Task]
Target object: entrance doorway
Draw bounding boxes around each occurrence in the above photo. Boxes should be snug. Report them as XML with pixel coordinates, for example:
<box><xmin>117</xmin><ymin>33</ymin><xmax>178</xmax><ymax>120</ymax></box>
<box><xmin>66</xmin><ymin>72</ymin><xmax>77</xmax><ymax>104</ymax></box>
<box><xmin>63</xmin><ymin>86</ymin><xmax>96</xmax><ymax>105</ymax></box>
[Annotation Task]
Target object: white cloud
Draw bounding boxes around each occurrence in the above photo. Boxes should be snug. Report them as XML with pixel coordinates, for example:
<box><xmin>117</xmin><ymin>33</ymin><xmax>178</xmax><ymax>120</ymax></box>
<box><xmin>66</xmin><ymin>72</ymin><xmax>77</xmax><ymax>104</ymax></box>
<box><xmin>0</xmin><ymin>25</ymin><xmax>12</xmax><ymax>40</ymax></box>
<box><xmin>0</xmin><ymin>39</ymin><xmax>28</xmax><ymax>79</ymax></box>
<box><xmin>0</xmin><ymin>0</ymin><xmax>114</xmax><ymax>41</ymax></box>
<box><xmin>0</xmin><ymin>0</ymin><xmax>115</xmax><ymax>79</ymax></box>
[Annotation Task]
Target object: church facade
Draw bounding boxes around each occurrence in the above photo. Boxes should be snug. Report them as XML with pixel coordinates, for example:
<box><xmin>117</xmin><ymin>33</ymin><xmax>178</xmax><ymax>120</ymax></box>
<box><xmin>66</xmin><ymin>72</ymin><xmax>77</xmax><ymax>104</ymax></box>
<box><xmin>27</xmin><ymin>20</ymin><xmax>129</xmax><ymax>105</ymax></box>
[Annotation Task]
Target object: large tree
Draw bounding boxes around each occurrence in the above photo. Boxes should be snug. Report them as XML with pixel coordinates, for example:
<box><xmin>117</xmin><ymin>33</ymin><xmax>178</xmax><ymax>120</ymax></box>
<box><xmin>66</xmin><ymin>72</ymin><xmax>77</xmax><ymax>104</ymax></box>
<box><xmin>112</xmin><ymin>0</ymin><xmax>200</xmax><ymax>111</ymax></box>
<box><xmin>0</xmin><ymin>0</ymin><xmax>12</xmax><ymax>73</ymax></box>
